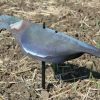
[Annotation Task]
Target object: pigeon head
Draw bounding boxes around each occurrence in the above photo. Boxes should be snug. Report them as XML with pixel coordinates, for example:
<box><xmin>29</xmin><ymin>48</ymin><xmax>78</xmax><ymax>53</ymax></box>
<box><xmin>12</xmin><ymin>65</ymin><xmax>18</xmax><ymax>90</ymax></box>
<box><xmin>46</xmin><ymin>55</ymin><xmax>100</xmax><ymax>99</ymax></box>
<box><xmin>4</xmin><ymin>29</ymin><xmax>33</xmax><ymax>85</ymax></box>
<box><xmin>10</xmin><ymin>20</ymin><xmax>30</xmax><ymax>34</ymax></box>
<box><xmin>9</xmin><ymin>20</ymin><xmax>31</xmax><ymax>43</ymax></box>
<box><xmin>10</xmin><ymin>20</ymin><xmax>24</xmax><ymax>33</ymax></box>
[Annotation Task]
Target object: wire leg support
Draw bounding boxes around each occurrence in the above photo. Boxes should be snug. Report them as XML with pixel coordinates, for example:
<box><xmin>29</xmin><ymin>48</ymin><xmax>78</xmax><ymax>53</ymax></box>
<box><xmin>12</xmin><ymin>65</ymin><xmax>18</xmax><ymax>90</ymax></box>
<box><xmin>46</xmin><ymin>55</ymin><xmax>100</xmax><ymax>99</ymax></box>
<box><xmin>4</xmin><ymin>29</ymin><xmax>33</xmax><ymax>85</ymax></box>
<box><xmin>42</xmin><ymin>61</ymin><xmax>45</xmax><ymax>89</ymax></box>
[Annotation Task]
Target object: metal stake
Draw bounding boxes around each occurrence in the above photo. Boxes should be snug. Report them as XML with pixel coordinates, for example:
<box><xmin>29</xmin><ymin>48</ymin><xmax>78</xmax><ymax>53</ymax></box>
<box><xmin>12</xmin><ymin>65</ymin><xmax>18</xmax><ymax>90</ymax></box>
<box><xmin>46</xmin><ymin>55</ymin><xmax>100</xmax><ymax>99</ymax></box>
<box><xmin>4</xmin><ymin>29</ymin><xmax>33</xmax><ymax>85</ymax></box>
<box><xmin>42</xmin><ymin>61</ymin><xmax>45</xmax><ymax>89</ymax></box>
<box><xmin>42</xmin><ymin>22</ymin><xmax>46</xmax><ymax>89</ymax></box>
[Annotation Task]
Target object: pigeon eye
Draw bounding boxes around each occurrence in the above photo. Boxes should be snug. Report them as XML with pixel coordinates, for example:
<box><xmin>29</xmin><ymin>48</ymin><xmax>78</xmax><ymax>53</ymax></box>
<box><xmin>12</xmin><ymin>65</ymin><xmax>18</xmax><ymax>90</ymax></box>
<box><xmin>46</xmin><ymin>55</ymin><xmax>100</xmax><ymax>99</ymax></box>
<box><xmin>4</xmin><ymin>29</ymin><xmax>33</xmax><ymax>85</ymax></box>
<box><xmin>55</xmin><ymin>30</ymin><xmax>58</xmax><ymax>33</ymax></box>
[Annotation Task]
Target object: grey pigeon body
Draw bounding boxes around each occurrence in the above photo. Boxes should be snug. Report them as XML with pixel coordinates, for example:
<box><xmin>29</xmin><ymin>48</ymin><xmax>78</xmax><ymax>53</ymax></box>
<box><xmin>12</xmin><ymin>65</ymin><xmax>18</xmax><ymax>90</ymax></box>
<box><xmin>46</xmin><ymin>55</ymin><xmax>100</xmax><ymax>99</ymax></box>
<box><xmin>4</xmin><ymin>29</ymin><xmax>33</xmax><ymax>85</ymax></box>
<box><xmin>0</xmin><ymin>15</ymin><xmax>100</xmax><ymax>63</ymax></box>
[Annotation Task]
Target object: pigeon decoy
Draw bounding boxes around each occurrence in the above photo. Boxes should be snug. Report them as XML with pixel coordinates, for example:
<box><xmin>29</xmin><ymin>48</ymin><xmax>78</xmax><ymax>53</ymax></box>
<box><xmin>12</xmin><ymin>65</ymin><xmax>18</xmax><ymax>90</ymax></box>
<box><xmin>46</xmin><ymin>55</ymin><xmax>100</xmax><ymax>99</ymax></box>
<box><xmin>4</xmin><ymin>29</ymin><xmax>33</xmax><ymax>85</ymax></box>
<box><xmin>0</xmin><ymin>15</ymin><xmax>100</xmax><ymax>89</ymax></box>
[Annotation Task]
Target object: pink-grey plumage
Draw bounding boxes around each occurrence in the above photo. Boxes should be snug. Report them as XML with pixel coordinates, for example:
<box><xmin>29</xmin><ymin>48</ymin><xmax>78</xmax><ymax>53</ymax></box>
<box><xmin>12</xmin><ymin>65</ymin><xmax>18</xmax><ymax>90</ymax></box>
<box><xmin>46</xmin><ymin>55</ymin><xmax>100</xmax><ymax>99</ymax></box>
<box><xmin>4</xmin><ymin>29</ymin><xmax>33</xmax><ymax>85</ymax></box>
<box><xmin>0</xmin><ymin>15</ymin><xmax>100</xmax><ymax>63</ymax></box>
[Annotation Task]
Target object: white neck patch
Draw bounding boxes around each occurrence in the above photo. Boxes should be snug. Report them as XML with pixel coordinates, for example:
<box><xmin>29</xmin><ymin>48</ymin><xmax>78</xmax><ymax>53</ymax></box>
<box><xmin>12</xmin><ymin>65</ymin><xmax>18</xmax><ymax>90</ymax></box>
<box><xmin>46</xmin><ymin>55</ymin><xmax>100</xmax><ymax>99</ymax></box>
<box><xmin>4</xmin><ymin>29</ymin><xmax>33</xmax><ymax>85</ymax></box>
<box><xmin>10</xmin><ymin>20</ymin><xmax>23</xmax><ymax>30</ymax></box>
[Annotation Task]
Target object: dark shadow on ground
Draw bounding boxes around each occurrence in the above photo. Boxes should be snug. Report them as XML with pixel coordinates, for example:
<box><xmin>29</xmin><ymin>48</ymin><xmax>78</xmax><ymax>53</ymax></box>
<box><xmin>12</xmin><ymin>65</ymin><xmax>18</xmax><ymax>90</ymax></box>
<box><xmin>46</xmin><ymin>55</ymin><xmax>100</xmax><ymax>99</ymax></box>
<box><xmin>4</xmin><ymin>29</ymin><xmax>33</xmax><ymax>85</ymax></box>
<box><xmin>51</xmin><ymin>63</ymin><xmax>100</xmax><ymax>82</ymax></box>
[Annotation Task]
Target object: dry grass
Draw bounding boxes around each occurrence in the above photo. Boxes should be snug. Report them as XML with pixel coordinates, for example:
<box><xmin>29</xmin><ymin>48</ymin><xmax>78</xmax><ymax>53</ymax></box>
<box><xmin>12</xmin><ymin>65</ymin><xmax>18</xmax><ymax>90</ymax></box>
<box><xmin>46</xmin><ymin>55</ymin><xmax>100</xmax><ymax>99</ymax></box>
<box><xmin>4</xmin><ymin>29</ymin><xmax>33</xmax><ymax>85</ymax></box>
<box><xmin>0</xmin><ymin>0</ymin><xmax>100</xmax><ymax>100</ymax></box>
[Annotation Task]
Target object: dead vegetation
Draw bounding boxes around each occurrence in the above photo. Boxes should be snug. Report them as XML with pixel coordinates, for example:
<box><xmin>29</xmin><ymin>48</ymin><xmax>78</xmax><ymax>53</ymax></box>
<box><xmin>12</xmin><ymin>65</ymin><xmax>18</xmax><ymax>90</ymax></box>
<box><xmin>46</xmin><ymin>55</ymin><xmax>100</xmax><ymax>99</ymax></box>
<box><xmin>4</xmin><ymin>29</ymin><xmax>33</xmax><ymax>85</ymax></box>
<box><xmin>0</xmin><ymin>0</ymin><xmax>100</xmax><ymax>100</ymax></box>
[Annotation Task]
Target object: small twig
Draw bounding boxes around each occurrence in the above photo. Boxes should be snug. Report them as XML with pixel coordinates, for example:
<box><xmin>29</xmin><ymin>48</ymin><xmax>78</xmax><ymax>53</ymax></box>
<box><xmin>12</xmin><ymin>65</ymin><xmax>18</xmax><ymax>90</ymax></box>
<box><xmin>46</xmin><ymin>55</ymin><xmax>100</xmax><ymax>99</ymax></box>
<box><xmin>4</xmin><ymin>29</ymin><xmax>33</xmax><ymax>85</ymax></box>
<box><xmin>80</xmin><ymin>16</ymin><xmax>91</xmax><ymax>28</ymax></box>
<box><xmin>11</xmin><ymin>68</ymin><xmax>32</xmax><ymax>75</ymax></box>
<box><xmin>0</xmin><ymin>81</ymin><xmax>22</xmax><ymax>84</ymax></box>
<box><xmin>82</xmin><ymin>87</ymin><xmax>91</xmax><ymax>100</ymax></box>
<box><xmin>90</xmin><ymin>88</ymin><xmax>100</xmax><ymax>91</ymax></box>
<box><xmin>48</xmin><ymin>89</ymin><xmax>70</xmax><ymax>99</ymax></box>
<box><xmin>32</xmin><ymin>69</ymin><xmax>38</xmax><ymax>83</ymax></box>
